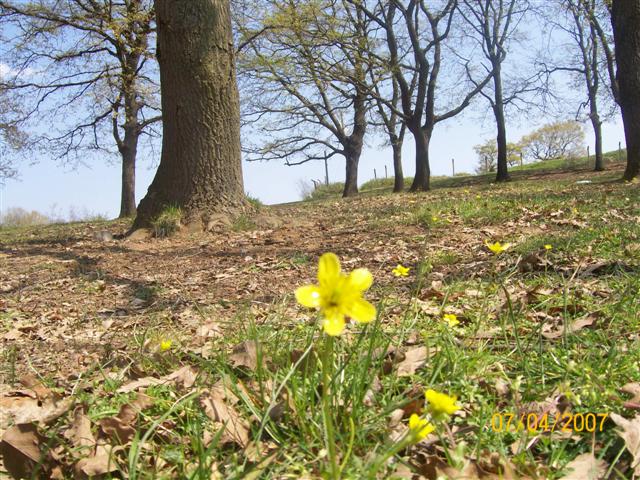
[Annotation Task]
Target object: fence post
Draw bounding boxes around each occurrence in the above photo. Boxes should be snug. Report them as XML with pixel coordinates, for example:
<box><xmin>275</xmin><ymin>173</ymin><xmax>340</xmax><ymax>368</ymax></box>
<box><xmin>618</xmin><ymin>141</ymin><xmax>622</xmax><ymax>163</ymax></box>
<box><xmin>385</xmin><ymin>165</ymin><xmax>388</xmax><ymax>178</ymax></box>
<box><xmin>374</xmin><ymin>168</ymin><xmax>377</xmax><ymax>180</ymax></box>
<box><xmin>452</xmin><ymin>158</ymin><xmax>455</xmax><ymax>176</ymax></box>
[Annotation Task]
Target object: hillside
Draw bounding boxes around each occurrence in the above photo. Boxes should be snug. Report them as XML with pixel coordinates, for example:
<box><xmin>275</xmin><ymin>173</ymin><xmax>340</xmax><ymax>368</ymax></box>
<box><xmin>1</xmin><ymin>163</ymin><xmax>639</xmax><ymax>479</ymax></box>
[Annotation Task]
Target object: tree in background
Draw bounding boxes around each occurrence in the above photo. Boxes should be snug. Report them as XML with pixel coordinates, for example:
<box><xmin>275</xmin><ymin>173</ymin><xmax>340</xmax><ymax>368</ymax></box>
<box><xmin>460</xmin><ymin>0</ymin><xmax>530</xmax><ymax>183</ymax></box>
<box><xmin>474</xmin><ymin>139</ymin><xmax>522</xmax><ymax>173</ymax></box>
<box><xmin>0</xmin><ymin>84</ymin><xmax>24</xmax><ymax>179</ymax></box>
<box><xmin>542</xmin><ymin>0</ymin><xmax>615</xmax><ymax>172</ymax></box>
<box><xmin>519</xmin><ymin>121</ymin><xmax>585</xmax><ymax>161</ymax></box>
<box><xmin>238</xmin><ymin>0</ymin><xmax>372</xmax><ymax>197</ymax></box>
<box><xmin>355</xmin><ymin>0</ymin><xmax>492</xmax><ymax>192</ymax></box>
<box><xmin>610</xmin><ymin>0</ymin><xmax>640</xmax><ymax>180</ymax></box>
<box><xmin>0</xmin><ymin>0</ymin><xmax>160</xmax><ymax>217</ymax></box>
<box><xmin>133</xmin><ymin>0</ymin><xmax>245</xmax><ymax>230</ymax></box>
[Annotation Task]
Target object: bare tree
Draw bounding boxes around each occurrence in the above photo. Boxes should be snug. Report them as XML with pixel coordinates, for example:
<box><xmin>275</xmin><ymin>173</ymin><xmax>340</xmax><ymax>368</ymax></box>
<box><xmin>238</xmin><ymin>0</ymin><xmax>372</xmax><ymax>197</ymax></box>
<box><xmin>0</xmin><ymin>0</ymin><xmax>160</xmax><ymax>217</ymax></box>
<box><xmin>460</xmin><ymin>0</ymin><xmax>529</xmax><ymax>182</ymax></box>
<box><xmin>352</xmin><ymin>0</ymin><xmax>492</xmax><ymax>192</ymax></box>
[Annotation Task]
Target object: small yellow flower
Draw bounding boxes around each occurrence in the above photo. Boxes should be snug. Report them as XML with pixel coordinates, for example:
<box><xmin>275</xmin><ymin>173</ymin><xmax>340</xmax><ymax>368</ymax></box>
<box><xmin>485</xmin><ymin>240</ymin><xmax>512</xmax><ymax>254</ymax></box>
<box><xmin>443</xmin><ymin>313</ymin><xmax>460</xmax><ymax>327</ymax></box>
<box><xmin>295</xmin><ymin>253</ymin><xmax>376</xmax><ymax>336</ymax></box>
<box><xmin>392</xmin><ymin>264</ymin><xmax>410</xmax><ymax>277</ymax></box>
<box><xmin>431</xmin><ymin>216</ymin><xmax>439</xmax><ymax>223</ymax></box>
<box><xmin>544</xmin><ymin>244</ymin><xmax>553</xmax><ymax>251</ymax></box>
<box><xmin>425</xmin><ymin>389</ymin><xmax>460</xmax><ymax>420</ymax></box>
<box><xmin>160</xmin><ymin>340</ymin><xmax>172</xmax><ymax>352</ymax></box>
<box><xmin>408</xmin><ymin>414</ymin><xmax>435</xmax><ymax>441</ymax></box>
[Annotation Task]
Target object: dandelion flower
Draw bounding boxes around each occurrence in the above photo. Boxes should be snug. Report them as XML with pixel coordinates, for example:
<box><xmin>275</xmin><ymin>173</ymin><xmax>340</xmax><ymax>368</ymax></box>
<box><xmin>160</xmin><ymin>340</ymin><xmax>172</xmax><ymax>352</ymax></box>
<box><xmin>295</xmin><ymin>253</ymin><xmax>376</xmax><ymax>336</ymax></box>
<box><xmin>408</xmin><ymin>414</ymin><xmax>435</xmax><ymax>441</ymax></box>
<box><xmin>425</xmin><ymin>389</ymin><xmax>460</xmax><ymax>420</ymax></box>
<box><xmin>544</xmin><ymin>244</ymin><xmax>553</xmax><ymax>251</ymax></box>
<box><xmin>392</xmin><ymin>264</ymin><xmax>410</xmax><ymax>277</ymax></box>
<box><xmin>443</xmin><ymin>313</ymin><xmax>460</xmax><ymax>327</ymax></box>
<box><xmin>485</xmin><ymin>240</ymin><xmax>511</xmax><ymax>254</ymax></box>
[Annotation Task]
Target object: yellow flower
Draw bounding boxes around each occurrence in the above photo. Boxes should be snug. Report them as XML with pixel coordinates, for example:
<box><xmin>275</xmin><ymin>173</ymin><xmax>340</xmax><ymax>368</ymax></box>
<box><xmin>159</xmin><ymin>340</ymin><xmax>172</xmax><ymax>352</ymax></box>
<box><xmin>392</xmin><ymin>264</ymin><xmax>410</xmax><ymax>277</ymax></box>
<box><xmin>443</xmin><ymin>313</ymin><xmax>460</xmax><ymax>327</ymax></box>
<box><xmin>485</xmin><ymin>240</ymin><xmax>511</xmax><ymax>254</ymax></box>
<box><xmin>425</xmin><ymin>389</ymin><xmax>460</xmax><ymax>419</ymax></box>
<box><xmin>544</xmin><ymin>244</ymin><xmax>553</xmax><ymax>251</ymax></box>
<box><xmin>295</xmin><ymin>253</ymin><xmax>376</xmax><ymax>336</ymax></box>
<box><xmin>431</xmin><ymin>216</ymin><xmax>439</xmax><ymax>223</ymax></box>
<box><xmin>408</xmin><ymin>414</ymin><xmax>435</xmax><ymax>441</ymax></box>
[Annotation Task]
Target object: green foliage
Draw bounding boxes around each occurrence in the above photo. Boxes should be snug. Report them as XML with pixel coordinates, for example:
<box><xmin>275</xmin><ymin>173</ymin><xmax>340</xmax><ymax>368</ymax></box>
<box><xmin>151</xmin><ymin>205</ymin><xmax>182</xmax><ymax>238</ymax></box>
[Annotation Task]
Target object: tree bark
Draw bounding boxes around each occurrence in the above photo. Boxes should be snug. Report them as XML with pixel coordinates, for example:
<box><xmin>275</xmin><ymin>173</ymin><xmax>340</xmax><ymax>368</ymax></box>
<box><xmin>493</xmin><ymin>61</ymin><xmax>510</xmax><ymax>182</ymax></box>
<box><xmin>591</xmin><ymin>111</ymin><xmax>604</xmax><ymax>171</ymax></box>
<box><xmin>409</xmin><ymin>125</ymin><xmax>431</xmax><ymax>192</ymax></box>
<box><xmin>343</xmin><ymin>148</ymin><xmax>360</xmax><ymax>197</ymax></box>
<box><xmin>391</xmin><ymin>138</ymin><xmax>404</xmax><ymax>192</ymax></box>
<box><xmin>133</xmin><ymin>0</ymin><xmax>245</xmax><ymax>230</ymax></box>
<box><xmin>611</xmin><ymin>0</ymin><xmax>640</xmax><ymax>180</ymax></box>
<box><xmin>118</xmin><ymin>87</ymin><xmax>140</xmax><ymax>218</ymax></box>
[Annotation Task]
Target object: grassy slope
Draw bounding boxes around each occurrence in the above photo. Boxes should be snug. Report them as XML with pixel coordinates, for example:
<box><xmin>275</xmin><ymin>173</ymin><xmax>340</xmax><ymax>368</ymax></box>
<box><xmin>1</xmin><ymin>161</ymin><xmax>639</xmax><ymax>479</ymax></box>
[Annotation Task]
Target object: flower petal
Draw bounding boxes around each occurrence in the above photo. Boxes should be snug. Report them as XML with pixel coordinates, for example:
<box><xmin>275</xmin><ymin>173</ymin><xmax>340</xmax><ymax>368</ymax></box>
<box><xmin>295</xmin><ymin>285</ymin><xmax>322</xmax><ymax>308</ymax></box>
<box><xmin>318</xmin><ymin>253</ymin><xmax>341</xmax><ymax>287</ymax></box>
<box><xmin>347</xmin><ymin>298</ymin><xmax>376</xmax><ymax>324</ymax></box>
<box><xmin>348</xmin><ymin>268</ymin><xmax>373</xmax><ymax>291</ymax></box>
<box><xmin>322</xmin><ymin>314</ymin><xmax>346</xmax><ymax>336</ymax></box>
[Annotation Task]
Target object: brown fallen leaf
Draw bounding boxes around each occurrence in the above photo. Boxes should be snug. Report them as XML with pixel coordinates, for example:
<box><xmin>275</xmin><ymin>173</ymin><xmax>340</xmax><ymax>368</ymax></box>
<box><xmin>621</xmin><ymin>383</ymin><xmax>640</xmax><ymax>404</ymax></box>
<box><xmin>200</xmin><ymin>389</ymin><xmax>250</xmax><ymax>448</ymax></box>
<box><xmin>0</xmin><ymin>391</ymin><xmax>72</xmax><ymax>428</ymax></box>
<box><xmin>610</xmin><ymin>413</ymin><xmax>640</xmax><ymax>476</ymax></box>
<box><xmin>559</xmin><ymin>453</ymin><xmax>607</xmax><ymax>480</ymax></box>
<box><xmin>541</xmin><ymin>315</ymin><xmax>597</xmax><ymax>339</ymax></box>
<box><xmin>396</xmin><ymin>346</ymin><xmax>428</xmax><ymax>377</ymax></box>
<box><xmin>64</xmin><ymin>406</ymin><xmax>95</xmax><ymax>450</ymax></box>
<box><xmin>117</xmin><ymin>365</ymin><xmax>199</xmax><ymax>393</ymax></box>
<box><xmin>0</xmin><ymin>424</ymin><xmax>45</xmax><ymax>479</ymax></box>
<box><xmin>75</xmin><ymin>443</ymin><xmax>119</xmax><ymax>478</ymax></box>
<box><xmin>99</xmin><ymin>393</ymin><xmax>154</xmax><ymax>444</ymax></box>
<box><xmin>229</xmin><ymin>340</ymin><xmax>268</xmax><ymax>371</ymax></box>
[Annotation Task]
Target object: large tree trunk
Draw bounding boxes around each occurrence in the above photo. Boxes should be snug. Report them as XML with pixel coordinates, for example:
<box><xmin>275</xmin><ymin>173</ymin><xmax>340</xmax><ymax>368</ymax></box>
<box><xmin>493</xmin><ymin>62</ymin><xmax>510</xmax><ymax>182</ymax></box>
<box><xmin>392</xmin><ymin>138</ymin><xmax>404</xmax><ymax>192</ymax></box>
<box><xmin>133</xmin><ymin>0</ymin><xmax>245</xmax><ymax>230</ymax></box>
<box><xmin>611</xmin><ymin>0</ymin><xmax>640</xmax><ymax>180</ymax></box>
<box><xmin>409</xmin><ymin>126</ymin><xmax>431</xmax><ymax>192</ymax></box>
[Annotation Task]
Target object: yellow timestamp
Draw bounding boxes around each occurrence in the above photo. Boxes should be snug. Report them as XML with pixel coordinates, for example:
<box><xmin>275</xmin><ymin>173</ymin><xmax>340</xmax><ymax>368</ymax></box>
<box><xmin>490</xmin><ymin>412</ymin><xmax>609</xmax><ymax>433</ymax></box>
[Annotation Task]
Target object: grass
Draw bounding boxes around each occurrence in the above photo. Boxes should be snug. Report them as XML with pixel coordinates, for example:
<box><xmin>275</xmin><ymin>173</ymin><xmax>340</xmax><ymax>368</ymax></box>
<box><xmin>1</xmin><ymin>160</ymin><xmax>639</xmax><ymax>479</ymax></box>
<box><xmin>151</xmin><ymin>205</ymin><xmax>182</xmax><ymax>237</ymax></box>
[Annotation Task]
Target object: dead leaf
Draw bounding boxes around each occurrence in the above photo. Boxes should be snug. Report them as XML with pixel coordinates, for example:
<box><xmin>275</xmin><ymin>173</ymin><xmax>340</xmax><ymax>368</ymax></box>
<box><xmin>621</xmin><ymin>383</ymin><xmax>640</xmax><ymax>403</ymax></box>
<box><xmin>200</xmin><ymin>389</ymin><xmax>250</xmax><ymax>447</ymax></box>
<box><xmin>164</xmin><ymin>365</ymin><xmax>198</xmax><ymax>390</ymax></box>
<box><xmin>610</xmin><ymin>413</ymin><xmax>640</xmax><ymax>476</ymax></box>
<box><xmin>75</xmin><ymin>443</ymin><xmax>119</xmax><ymax>477</ymax></box>
<box><xmin>99</xmin><ymin>393</ymin><xmax>154</xmax><ymax>444</ymax></box>
<box><xmin>396</xmin><ymin>346</ymin><xmax>428</xmax><ymax>377</ymax></box>
<box><xmin>0</xmin><ymin>424</ymin><xmax>44</xmax><ymax>479</ymax></box>
<box><xmin>230</xmin><ymin>340</ymin><xmax>267</xmax><ymax>371</ymax></box>
<box><xmin>64</xmin><ymin>406</ymin><xmax>95</xmax><ymax>450</ymax></box>
<box><xmin>541</xmin><ymin>315</ymin><xmax>597</xmax><ymax>339</ymax></box>
<box><xmin>559</xmin><ymin>453</ymin><xmax>607</xmax><ymax>480</ymax></box>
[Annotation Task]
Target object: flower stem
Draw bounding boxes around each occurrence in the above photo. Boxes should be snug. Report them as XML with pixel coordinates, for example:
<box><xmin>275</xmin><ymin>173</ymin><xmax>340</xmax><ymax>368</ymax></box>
<box><xmin>322</xmin><ymin>335</ymin><xmax>339</xmax><ymax>479</ymax></box>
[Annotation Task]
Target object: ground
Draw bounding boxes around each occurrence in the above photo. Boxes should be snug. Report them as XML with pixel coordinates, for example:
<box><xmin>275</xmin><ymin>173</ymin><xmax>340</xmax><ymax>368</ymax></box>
<box><xmin>1</xmin><ymin>164</ymin><xmax>639</xmax><ymax>479</ymax></box>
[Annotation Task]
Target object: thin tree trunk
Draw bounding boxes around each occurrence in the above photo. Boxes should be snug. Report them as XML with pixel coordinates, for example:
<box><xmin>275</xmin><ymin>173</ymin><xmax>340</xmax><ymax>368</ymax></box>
<box><xmin>343</xmin><ymin>149</ymin><xmax>360</xmax><ymax>197</ymax></box>
<box><xmin>591</xmin><ymin>111</ymin><xmax>604</xmax><ymax>171</ymax></box>
<box><xmin>409</xmin><ymin>126</ymin><xmax>431</xmax><ymax>192</ymax></box>
<box><xmin>612</xmin><ymin>0</ymin><xmax>640</xmax><ymax>180</ymax></box>
<box><xmin>119</xmin><ymin>139</ymin><xmax>137</xmax><ymax>217</ymax></box>
<box><xmin>493</xmin><ymin>61</ymin><xmax>510</xmax><ymax>182</ymax></box>
<box><xmin>133</xmin><ymin>0</ymin><xmax>245</xmax><ymax>230</ymax></box>
<box><xmin>392</xmin><ymin>139</ymin><xmax>404</xmax><ymax>192</ymax></box>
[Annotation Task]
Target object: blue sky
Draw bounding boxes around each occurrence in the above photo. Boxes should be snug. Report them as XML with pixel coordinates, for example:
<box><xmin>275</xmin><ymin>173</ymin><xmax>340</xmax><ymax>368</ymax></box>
<box><xmin>0</xmin><ymin>113</ymin><xmax>624</xmax><ymax>220</ymax></box>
